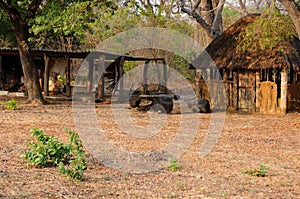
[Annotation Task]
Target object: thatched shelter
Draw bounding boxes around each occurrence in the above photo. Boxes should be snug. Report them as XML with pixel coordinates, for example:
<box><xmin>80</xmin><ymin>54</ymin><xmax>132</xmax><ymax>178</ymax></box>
<box><xmin>193</xmin><ymin>14</ymin><xmax>300</xmax><ymax>113</ymax></box>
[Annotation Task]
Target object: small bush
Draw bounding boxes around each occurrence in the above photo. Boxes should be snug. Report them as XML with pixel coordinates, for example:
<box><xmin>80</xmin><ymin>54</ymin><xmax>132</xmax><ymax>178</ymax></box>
<box><xmin>243</xmin><ymin>164</ymin><xmax>269</xmax><ymax>177</ymax></box>
<box><xmin>21</xmin><ymin>128</ymin><xmax>87</xmax><ymax>181</ymax></box>
<box><xmin>7</xmin><ymin>99</ymin><xmax>17</xmax><ymax>110</ymax></box>
<box><xmin>168</xmin><ymin>158</ymin><xmax>179</xmax><ymax>172</ymax></box>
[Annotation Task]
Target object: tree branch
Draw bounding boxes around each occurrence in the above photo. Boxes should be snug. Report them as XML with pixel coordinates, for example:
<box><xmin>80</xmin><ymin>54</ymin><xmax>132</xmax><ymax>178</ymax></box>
<box><xmin>278</xmin><ymin>0</ymin><xmax>300</xmax><ymax>38</ymax></box>
<box><xmin>211</xmin><ymin>0</ymin><xmax>225</xmax><ymax>37</ymax></box>
<box><xmin>193</xmin><ymin>0</ymin><xmax>201</xmax><ymax>10</ymax></box>
<box><xmin>225</xmin><ymin>1</ymin><xmax>247</xmax><ymax>16</ymax></box>
<box><xmin>180</xmin><ymin>1</ymin><xmax>212</xmax><ymax>37</ymax></box>
<box><xmin>28</xmin><ymin>0</ymin><xmax>43</xmax><ymax>19</ymax></box>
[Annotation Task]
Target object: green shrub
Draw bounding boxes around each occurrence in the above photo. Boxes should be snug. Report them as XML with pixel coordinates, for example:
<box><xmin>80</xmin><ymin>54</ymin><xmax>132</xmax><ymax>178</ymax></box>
<box><xmin>243</xmin><ymin>164</ymin><xmax>269</xmax><ymax>177</ymax></box>
<box><xmin>21</xmin><ymin>128</ymin><xmax>87</xmax><ymax>181</ymax></box>
<box><xmin>168</xmin><ymin>158</ymin><xmax>179</xmax><ymax>172</ymax></box>
<box><xmin>236</xmin><ymin>8</ymin><xmax>295</xmax><ymax>53</ymax></box>
<box><xmin>7</xmin><ymin>99</ymin><xmax>17</xmax><ymax>110</ymax></box>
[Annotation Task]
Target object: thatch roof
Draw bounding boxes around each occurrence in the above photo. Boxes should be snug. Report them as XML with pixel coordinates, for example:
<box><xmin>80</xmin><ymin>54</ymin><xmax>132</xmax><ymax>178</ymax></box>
<box><xmin>195</xmin><ymin>14</ymin><xmax>300</xmax><ymax>71</ymax></box>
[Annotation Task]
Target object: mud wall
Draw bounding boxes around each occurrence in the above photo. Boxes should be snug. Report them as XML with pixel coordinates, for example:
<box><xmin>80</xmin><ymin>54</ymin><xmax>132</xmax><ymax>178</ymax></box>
<box><xmin>288</xmin><ymin>82</ymin><xmax>300</xmax><ymax>112</ymax></box>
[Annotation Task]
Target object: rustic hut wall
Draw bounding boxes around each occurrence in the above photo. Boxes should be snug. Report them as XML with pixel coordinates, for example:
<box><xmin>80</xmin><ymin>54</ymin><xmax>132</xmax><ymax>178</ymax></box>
<box><xmin>288</xmin><ymin>82</ymin><xmax>300</xmax><ymax>112</ymax></box>
<box><xmin>238</xmin><ymin>69</ymin><xmax>256</xmax><ymax>111</ymax></box>
<box><xmin>194</xmin><ymin>67</ymin><xmax>228</xmax><ymax>110</ymax></box>
<box><xmin>233</xmin><ymin>70</ymin><xmax>239</xmax><ymax>110</ymax></box>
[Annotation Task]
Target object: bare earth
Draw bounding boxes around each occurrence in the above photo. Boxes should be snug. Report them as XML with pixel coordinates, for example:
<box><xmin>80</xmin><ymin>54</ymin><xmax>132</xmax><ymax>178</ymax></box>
<box><xmin>0</xmin><ymin>96</ymin><xmax>299</xmax><ymax>198</ymax></box>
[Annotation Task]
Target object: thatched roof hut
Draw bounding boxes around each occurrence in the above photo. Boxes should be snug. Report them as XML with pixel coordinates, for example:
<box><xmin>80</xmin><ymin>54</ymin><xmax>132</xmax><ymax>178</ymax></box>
<box><xmin>201</xmin><ymin>14</ymin><xmax>300</xmax><ymax>71</ymax></box>
<box><xmin>193</xmin><ymin>14</ymin><xmax>300</xmax><ymax>113</ymax></box>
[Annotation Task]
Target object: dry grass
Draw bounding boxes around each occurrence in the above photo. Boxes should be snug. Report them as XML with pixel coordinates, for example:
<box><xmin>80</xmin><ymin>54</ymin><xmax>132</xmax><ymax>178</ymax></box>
<box><xmin>0</xmin><ymin>96</ymin><xmax>299</xmax><ymax>198</ymax></box>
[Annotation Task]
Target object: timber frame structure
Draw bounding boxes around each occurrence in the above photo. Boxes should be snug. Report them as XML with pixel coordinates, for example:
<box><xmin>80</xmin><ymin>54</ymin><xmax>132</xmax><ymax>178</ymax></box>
<box><xmin>0</xmin><ymin>48</ymin><xmax>166</xmax><ymax>100</ymax></box>
<box><xmin>193</xmin><ymin>14</ymin><xmax>300</xmax><ymax>114</ymax></box>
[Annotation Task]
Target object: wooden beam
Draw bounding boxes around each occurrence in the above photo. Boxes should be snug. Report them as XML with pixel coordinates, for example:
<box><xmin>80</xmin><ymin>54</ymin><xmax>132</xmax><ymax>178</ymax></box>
<box><xmin>0</xmin><ymin>55</ymin><xmax>3</xmax><ymax>89</ymax></box>
<box><xmin>87</xmin><ymin>58</ymin><xmax>94</xmax><ymax>94</ymax></box>
<box><xmin>163</xmin><ymin>60</ymin><xmax>167</xmax><ymax>88</ymax></box>
<box><xmin>143</xmin><ymin>60</ymin><xmax>150</xmax><ymax>94</ymax></box>
<box><xmin>118</xmin><ymin>56</ymin><xmax>125</xmax><ymax>99</ymax></box>
<box><xmin>223</xmin><ymin>69</ymin><xmax>230</xmax><ymax>108</ymax></box>
<box><xmin>195</xmin><ymin>68</ymin><xmax>202</xmax><ymax>98</ymax></box>
<box><xmin>96</xmin><ymin>55</ymin><xmax>105</xmax><ymax>100</ymax></box>
<box><xmin>233</xmin><ymin>69</ymin><xmax>239</xmax><ymax>110</ymax></box>
<box><xmin>255</xmin><ymin>71</ymin><xmax>260</xmax><ymax>112</ymax></box>
<box><xmin>65</xmin><ymin>55</ymin><xmax>71</xmax><ymax>97</ymax></box>
<box><xmin>43</xmin><ymin>53</ymin><xmax>50</xmax><ymax>96</ymax></box>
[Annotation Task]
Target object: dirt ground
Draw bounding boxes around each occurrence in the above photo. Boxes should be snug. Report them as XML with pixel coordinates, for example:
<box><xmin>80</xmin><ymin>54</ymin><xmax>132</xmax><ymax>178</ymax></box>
<box><xmin>0</xmin><ymin>96</ymin><xmax>299</xmax><ymax>198</ymax></box>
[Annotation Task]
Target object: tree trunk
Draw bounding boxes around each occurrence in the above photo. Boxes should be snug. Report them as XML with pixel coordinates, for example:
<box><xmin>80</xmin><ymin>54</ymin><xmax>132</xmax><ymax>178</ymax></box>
<box><xmin>279</xmin><ymin>0</ymin><xmax>300</xmax><ymax>38</ymax></box>
<box><xmin>181</xmin><ymin>0</ymin><xmax>224</xmax><ymax>46</ymax></box>
<box><xmin>10</xmin><ymin>16</ymin><xmax>47</xmax><ymax>104</ymax></box>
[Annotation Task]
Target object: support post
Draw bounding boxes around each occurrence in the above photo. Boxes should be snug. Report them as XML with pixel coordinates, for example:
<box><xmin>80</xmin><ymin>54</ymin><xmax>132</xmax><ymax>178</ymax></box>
<box><xmin>233</xmin><ymin>70</ymin><xmax>239</xmax><ymax>110</ymax></box>
<box><xmin>280</xmin><ymin>68</ymin><xmax>288</xmax><ymax>114</ymax></box>
<box><xmin>255</xmin><ymin>71</ymin><xmax>260</xmax><ymax>112</ymax></box>
<box><xmin>118</xmin><ymin>56</ymin><xmax>125</xmax><ymax>98</ymax></box>
<box><xmin>143</xmin><ymin>60</ymin><xmax>150</xmax><ymax>94</ymax></box>
<box><xmin>223</xmin><ymin>69</ymin><xmax>229</xmax><ymax>108</ymax></box>
<box><xmin>163</xmin><ymin>60</ymin><xmax>168</xmax><ymax>88</ymax></box>
<box><xmin>0</xmin><ymin>56</ymin><xmax>4</xmax><ymax>89</ymax></box>
<box><xmin>195</xmin><ymin>68</ymin><xmax>202</xmax><ymax>98</ymax></box>
<box><xmin>96</xmin><ymin>55</ymin><xmax>105</xmax><ymax>100</ymax></box>
<box><xmin>43</xmin><ymin>54</ymin><xmax>50</xmax><ymax>96</ymax></box>
<box><xmin>66</xmin><ymin>55</ymin><xmax>71</xmax><ymax>97</ymax></box>
<box><xmin>87</xmin><ymin>58</ymin><xmax>94</xmax><ymax>94</ymax></box>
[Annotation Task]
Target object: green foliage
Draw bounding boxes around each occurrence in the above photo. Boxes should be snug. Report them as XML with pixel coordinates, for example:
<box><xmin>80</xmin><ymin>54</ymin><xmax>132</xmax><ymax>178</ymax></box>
<box><xmin>172</xmin><ymin>54</ymin><xmax>195</xmax><ymax>82</ymax></box>
<box><xmin>29</xmin><ymin>0</ymin><xmax>114</xmax><ymax>50</ymax></box>
<box><xmin>6</xmin><ymin>99</ymin><xmax>17</xmax><ymax>110</ymax></box>
<box><xmin>123</xmin><ymin>61</ymin><xmax>136</xmax><ymax>73</ymax></box>
<box><xmin>57</xmin><ymin>75</ymin><xmax>66</xmax><ymax>85</ymax></box>
<box><xmin>0</xmin><ymin>10</ymin><xmax>16</xmax><ymax>48</ymax></box>
<box><xmin>237</xmin><ymin>8</ymin><xmax>296</xmax><ymax>53</ymax></box>
<box><xmin>21</xmin><ymin>128</ymin><xmax>87</xmax><ymax>181</ymax></box>
<box><xmin>168</xmin><ymin>158</ymin><xmax>179</xmax><ymax>172</ymax></box>
<box><xmin>243</xmin><ymin>164</ymin><xmax>269</xmax><ymax>177</ymax></box>
<box><xmin>222</xmin><ymin>6</ymin><xmax>242</xmax><ymax>29</ymax></box>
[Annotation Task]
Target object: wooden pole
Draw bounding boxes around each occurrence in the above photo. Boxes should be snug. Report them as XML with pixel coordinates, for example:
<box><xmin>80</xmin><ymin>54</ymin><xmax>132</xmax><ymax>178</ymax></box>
<box><xmin>163</xmin><ymin>60</ymin><xmax>167</xmax><ymax>88</ymax></box>
<box><xmin>0</xmin><ymin>56</ymin><xmax>4</xmax><ymax>89</ymax></box>
<box><xmin>96</xmin><ymin>55</ymin><xmax>105</xmax><ymax>100</ymax></box>
<box><xmin>223</xmin><ymin>69</ymin><xmax>229</xmax><ymax>108</ymax></box>
<box><xmin>143</xmin><ymin>60</ymin><xmax>150</xmax><ymax>94</ymax></box>
<box><xmin>43</xmin><ymin>54</ymin><xmax>50</xmax><ymax>96</ymax></box>
<box><xmin>118</xmin><ymin>56</ymin><xmax>125</xmax><ymax>98</ymax></box>
<box><xmin>280</xmin><ymin>68</ymin><xmax>288</xmax><ymax>114</ymax></box>
<box><xmin>292</xmin><ymin>69</ymin><xmax>297</xmax><ymax>84</ymax></box>
<box><xmin>87</xmin><ymin>58</ymin><xmax>94</xmax><ymax>94</ymax></box>
<box><xmin>195</xmin><ymin>68</ymin><xmax>202</xmax><ymax>98</ymax></box>
<box><xmin>233</xmin><ymin>69</ymin><xmax>239</xmax><ymax>110</ymax></box>
<box><xmin>66</xmin><ymin>55</ymin><xmax>71</xmax><ymax>97</ymax></box>
<box><xmin>255</xmin><ymin>71</ymin><xmax>260</xmax><ymax>112</ymax></box>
